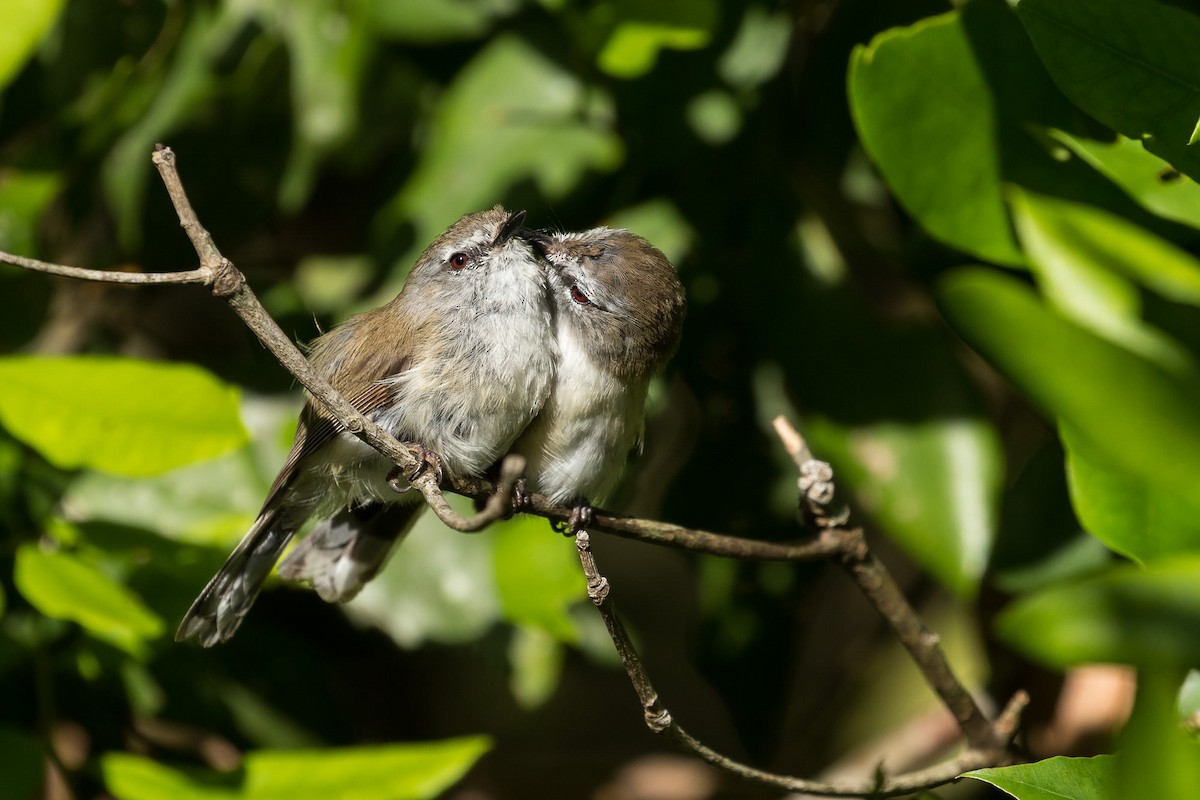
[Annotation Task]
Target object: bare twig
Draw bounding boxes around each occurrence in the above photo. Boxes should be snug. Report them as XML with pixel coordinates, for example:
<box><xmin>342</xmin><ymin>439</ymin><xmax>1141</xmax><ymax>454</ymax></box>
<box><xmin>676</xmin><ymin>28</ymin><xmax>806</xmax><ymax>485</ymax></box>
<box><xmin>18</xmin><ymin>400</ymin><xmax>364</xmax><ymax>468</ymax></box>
<box><xmin>575</xmin><ymin>531</ymin><xmax>1024</xmax><ymax>797</ymax></box>
<box><xmin>0</xmin><ymin>251</ymin><xmax>208</xmax><ymax>284</ymax></box>
<box><xmin>770</xmin><ymin>416</ymin><xmax>998</xmax><ymax>750</ymax></box>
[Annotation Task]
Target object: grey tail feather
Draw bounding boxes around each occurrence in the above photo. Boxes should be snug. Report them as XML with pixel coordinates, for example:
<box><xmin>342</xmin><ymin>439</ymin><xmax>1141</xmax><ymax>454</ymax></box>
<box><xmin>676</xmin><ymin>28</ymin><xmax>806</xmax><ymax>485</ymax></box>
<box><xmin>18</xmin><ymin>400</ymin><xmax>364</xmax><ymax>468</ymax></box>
<box><xmin>278</xmin><ymin>502</ymin><xmax>421</xmax><ymax>603</ymax></box>
<box><xmin>176</xmin><ymin>512</ymin><xmax>295</xmax><ymax>647</ymax></box>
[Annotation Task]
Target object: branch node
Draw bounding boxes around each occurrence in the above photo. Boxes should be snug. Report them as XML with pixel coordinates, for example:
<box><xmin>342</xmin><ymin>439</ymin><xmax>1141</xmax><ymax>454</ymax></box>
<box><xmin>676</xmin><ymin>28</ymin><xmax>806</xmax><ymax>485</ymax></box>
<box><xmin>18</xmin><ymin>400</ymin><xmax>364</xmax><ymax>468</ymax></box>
<box><xmin>209</xmin><ymin>258</ymin><xmax>244</xmax><ymax>297</ymax></box>
<box><xmin>644</xmin><ymin>704</ymin><xmax>672</xmax><ymax>733</ymax></box>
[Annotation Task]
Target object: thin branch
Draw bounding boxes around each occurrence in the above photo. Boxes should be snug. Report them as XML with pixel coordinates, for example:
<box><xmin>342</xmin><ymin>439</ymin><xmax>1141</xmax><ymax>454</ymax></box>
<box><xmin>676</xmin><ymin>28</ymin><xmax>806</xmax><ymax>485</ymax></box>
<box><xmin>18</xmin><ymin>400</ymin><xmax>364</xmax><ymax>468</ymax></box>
<box><xmin>0</xmin><ymin>251</ymin><xmax>208</xmax><ymax>285</ymax></box>
<box><xmin>770</xmin><ymin>416</ymin><xmax>996</xmax><ymax>750</ymax></box>
<box><xmin>575</xmin><ymin>531</ymin><xmax>1024</xmax><ymax>797</ymax></box>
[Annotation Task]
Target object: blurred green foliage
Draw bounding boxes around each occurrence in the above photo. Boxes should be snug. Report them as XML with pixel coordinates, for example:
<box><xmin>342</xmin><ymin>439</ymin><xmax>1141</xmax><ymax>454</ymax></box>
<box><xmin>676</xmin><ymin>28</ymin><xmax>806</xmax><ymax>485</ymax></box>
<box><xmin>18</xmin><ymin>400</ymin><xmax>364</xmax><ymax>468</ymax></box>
<box><xmin>3</xmin><ymin>0</ymin><xmax>1200</xmax><ymax>797</ymax></box>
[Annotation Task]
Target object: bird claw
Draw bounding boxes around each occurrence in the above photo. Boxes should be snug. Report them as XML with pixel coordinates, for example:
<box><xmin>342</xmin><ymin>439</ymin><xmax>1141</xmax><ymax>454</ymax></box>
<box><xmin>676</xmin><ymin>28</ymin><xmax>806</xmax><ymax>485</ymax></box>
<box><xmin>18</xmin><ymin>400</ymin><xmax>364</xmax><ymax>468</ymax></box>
<box><xmin>552</xmin><ymin>502</ymin><xmax>594</xmax><ymax>535</ymax></box>
<box><xmin>512</xmin><ymin>478</ymin><xmax>531</xmax><ymax>511</ymax></box>
<box><xmin>387</xmin><ymin>444</ymin><xmax>443</xmax><ymax>493</ymax></box>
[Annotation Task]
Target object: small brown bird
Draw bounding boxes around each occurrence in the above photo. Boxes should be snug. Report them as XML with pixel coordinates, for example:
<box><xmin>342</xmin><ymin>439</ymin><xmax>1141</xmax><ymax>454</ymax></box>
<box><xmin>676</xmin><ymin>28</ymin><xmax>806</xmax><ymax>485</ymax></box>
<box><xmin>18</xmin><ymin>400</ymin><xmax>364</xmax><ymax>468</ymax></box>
<box><xmin>177</xmin><ymin>207</ymin><xmax>557</xmax><ymax>646</ymax></box>
<box><xmin>512</xmin><ymin>226</ymin><xmax>686</xmax><ymax>523</ymax></box>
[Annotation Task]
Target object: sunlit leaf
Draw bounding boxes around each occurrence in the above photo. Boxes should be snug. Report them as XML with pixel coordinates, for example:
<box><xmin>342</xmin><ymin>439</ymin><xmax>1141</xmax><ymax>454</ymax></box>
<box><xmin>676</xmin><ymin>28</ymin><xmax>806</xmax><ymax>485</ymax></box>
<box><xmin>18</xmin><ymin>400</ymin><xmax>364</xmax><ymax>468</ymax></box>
<box><xmin>14</xmin><ymin>546</ymin><xmax>164</xmax><ymax>656</ymax></box>
<box><xmin>1064</xmin><ymin>424</ymin><xmax>1200</xmax><ymax>563</ymax></box>
<box><xmin>243</xmin><ymin>737</ymin><xmax>492</xmax><ymax>799</ymax></box>
<box><xmin>995</xmin><ymin>556</ymin><xmax>1200</xmax><ymax>668</ymax></box>
<box><xmin>596</xmin><ymin>0</ymin><xmax>717</xmax><ymax>79</ymax></box>
<box><xmin>0</xmin><ymin>0</ymin><xmax>66</xmax><ymax>89</ymax></box>
<box><xmin>1009</xmin><ymin>188</ymin><xmax>1196</xmax><ymax>374</ymax></box>
<box><xmin>806</xmin><ymin>416</ymin><xmax>1001</xmax><ymax>598</ymax></box>
<box><xmin>369</xmin><ymin>0</ymin><xmax>518</xmax><ymax>42</ymax></box>
<box><xmin>848</xmin><ymin>12</ymin><xmax>1023</xmax><ymax>265</ymax></box>
<box><xmin>965</xmin><ymin>755</ymin><xmax>1113</xmax><ymax>800</ymax></box>
<box><xmin>718</xmin><ymin>5</ymin><xmax>792</xmax><ymax>89</ymax></box>
<box><xmin>492</xmin><ymin>516</ymin><xmax>583</xmax><ymax>642</ymax></box>
<box><xmin>102</xmin><ymin>737</ymin><xmax>491</xmax><ymax>800</ymax></box>
<box><xmin>1015</xmin><ymin>0</ymin><xmax>1200</xmax><ymax>183</ymax></box>
<box><xmin>937</xmin><ymin>269</ymin><xmax>1200</xmax><ymax>500</ymax></box>
<box><xmin>0</xmin><ymin>356</ymin><xmax>248</xmax><ymax>477</ymax></box>
<box><xmin>102</xmin><ymin>754</ymin><xmax>235</xmax><ymax>800</ymax></box>
<box><xmin>1046</xmin><ymin>130</ymin><xmax>1200</xmax><ymax>228</ymax></box>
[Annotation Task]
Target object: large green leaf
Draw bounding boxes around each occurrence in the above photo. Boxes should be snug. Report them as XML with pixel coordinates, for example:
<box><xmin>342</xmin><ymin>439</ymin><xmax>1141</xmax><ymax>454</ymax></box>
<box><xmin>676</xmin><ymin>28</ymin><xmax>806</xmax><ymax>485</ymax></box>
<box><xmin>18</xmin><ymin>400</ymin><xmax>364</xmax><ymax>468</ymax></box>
<box><xmin>848</xmin><ymin>11</ymin><xmax>1023</xmax><ymax>265</ymax></box>
<box><xmin>369</xmin><ymin>0</ymin><xmax>518</xmax><ymax>42</ymax></box>
<box><xmin>242</xmin><ymin>737</ymin><xmax>492</xmax><ymax>799</ymax></box>
<box><xmin>995</xmin><ymin>556</ymin><xmax>1200</xmax><ymax>668</ymax></box>
<box><xmin>936</xmin><ymin>269</ymin><xmax>1200</xmax><ymax>500</ymax></box>
<box><xmin>1046</xmin><ymin>130</ymin><xmax>1200</xmax><ymax>228</ymax></box>
<box><xmin>1063</xmin><ymin>424</ymin><xmax>1200</xmax><ymax>562</ymax></box>
<box><xmin>0</xmin><ymin>356</ymin><xmax>248</xmax><ymax>477</ymax></box>
<box><xmin>101</xmin><ymin>737</ymin><xmax>492</xmax><ymax>800</ymax></box>
<box><xmin>1015</xmin><ymin>0</ymin><xmax>1200</xmax><ymax>183</ymax></box>
<box><xmin>0</xmin><ymin>0</ymin><xmax>66</xmax><ymax>89</ymax></box>
<box><xmin>14</xmin><ymin>546</ymin><xmax>164</xmax><ymax>656</ymax></box>
<box><xmin>383</xmin><ymin>35</ymin><xmax>622</xmax><ymax>287</ymax></box>
<box><xmin>965</xmin><ymin>755</ymin><xmax>1113</xmax><ymax>800</ymax></box>
<box><xmin>806</xmin><ymin>415</ymin><xmax>1001</xmax><ymax>598</ymax></box>
<box><xmin>492</xmin><ymin>516</ymin><xmax>584</xmax><ymax>642</ymax></box>
<box><xmin>1009</xmin><ymin>188</ymin><xmax>1195</xmax><ymax>374</ymax></box>
<box><xmin>1114</xmin><ymin>669</ymin><xmax>1200</xmax><ymax>800</ymax></box>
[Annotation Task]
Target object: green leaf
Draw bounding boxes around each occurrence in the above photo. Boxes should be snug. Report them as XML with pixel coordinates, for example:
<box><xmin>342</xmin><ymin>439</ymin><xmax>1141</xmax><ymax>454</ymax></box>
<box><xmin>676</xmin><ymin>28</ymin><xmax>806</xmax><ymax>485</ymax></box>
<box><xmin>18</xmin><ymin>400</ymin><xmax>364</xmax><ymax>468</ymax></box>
<box><xmin>243</xmin><ymin>737</ymin><xmax>492</xmax><ymax>799</ymax></box>
<box><xmin>1009</xmin><ymin>188</ymin><xmax>1196</xmax><ymax>373</ymax></box>
<box><xmin>508</xmin><ymin>625</ymin><xmax>565</xmax><ymax>709</ymax></box>
<box><xmin>965</xmin><ymin>755</ymin><xmax>1114</xmax><ymax>800</ymax></box>
<box><xmin>0</xmin><ymin>170</ymin><xmax>62</xmax><ymax>255</ymax></box>
<box><xmin>0</xmin><ymin>726</ymin><xmax>44</xmax><ymax>800</ymax></box>
<box><xmin>369</xmin><ymin>0</ymin><xmax>518</xmax><ymax>42</ymax></box>
<box><xmin>102</xmin><ymin>754</ymin><xmax>239</xmax><ymax>800</ymax></box>
<box><xmin>1046</xmin><ymin>130</ymin><xmax>1200</xmax><ymax>228</ymax></box>
<box><xmin>1014</xmin><ymin>0</ymin><xmax>1200</xmax><ymax>183</ymax></box>
<box><xmin>101</xmin><ymin>5</ymin><xmax>225</xmax><ymax>247</ymax></box>
<box><xmin>596</xmin><ymin>0</ymin><xmax>717</xmax><ymax>79</ymax></box>
<box><xmin>995</xmin><ymin>556</ymin><xmax>1200</xmax><ymax>668</ymax></box>
<box><xmin>383</xmin><ymin>35</ymin><xmax>621</xmax><ymax>288</ymax></box>
<box><xmin>269</xmin><ymin>0</ymin><xmax>369</xmax><ymax>211</ymax></box>
<box><xmin>1114</xmin><ymin>669</ymin><xmax>1200</xmax><ymax>800</ymax></box>
<box><xmin>1064</xmin><ymin>424</ymin><xmax>1200</xmax><ymax>562</ymax></box>
<box><xmin>14</xmin><ymin>546</ymin><xmax>165</xmax><ymax>656</ymax></box>
<box><xmin>347</xmin><ymin>498</ymin><xmax>499</xmax><ymax>647</ymax></box>
<box><xmin>492</xmin><ymin>516</ymin><xmax>584</xmax><ymax>642</ymax></box>
<box><xmin>0</xmin><ymin>356</ymin><xmax>248</xmax><ymax>477</ymax></box>
<box><xmin>102</xmin><ymin>737</ymin><xmax>491</xmax><ymax>800</ymax></box>
<box><xmin>0</xmin><ymin>0</ymin><xmax>66</xmax><ymax>89</ymax></box>
<box><xmin>848</xmin><ymin>12</ymin><xmax>1023</xmax><ymax>265</ymax></box>
<box><xmin>1009</xmin><ymin>188</ymin><xmax>1200</xmax><ymax>309</ymax></box>
<box><xmin>806</xmin><ymin>416</ymin><xmax>1001</xmax><ymax>598</ymax></box>
<box><xmin>936</xmin><ymin>269</ymin><xmax>1200</xmax><ymax>500</ymax></box>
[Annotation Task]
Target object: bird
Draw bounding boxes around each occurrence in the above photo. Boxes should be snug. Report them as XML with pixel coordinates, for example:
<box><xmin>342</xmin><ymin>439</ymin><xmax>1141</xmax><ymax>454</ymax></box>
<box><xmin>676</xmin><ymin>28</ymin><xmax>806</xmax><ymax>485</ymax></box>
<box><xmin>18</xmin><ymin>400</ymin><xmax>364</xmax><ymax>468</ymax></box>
<box><xmin>511</xmin><ymin>225</ymin><xmax>686</xmax><ymax>527</ymax></box>
<box><xmin>176</xmin><ymin>206</ymin><xmax>557</xmax><ymax>646</ymax></box>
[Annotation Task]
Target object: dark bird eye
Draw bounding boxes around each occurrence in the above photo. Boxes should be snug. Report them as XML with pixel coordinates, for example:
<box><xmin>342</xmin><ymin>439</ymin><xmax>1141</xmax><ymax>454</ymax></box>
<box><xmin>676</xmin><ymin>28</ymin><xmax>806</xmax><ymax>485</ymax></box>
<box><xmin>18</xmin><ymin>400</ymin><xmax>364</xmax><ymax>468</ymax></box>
<box><xmin>449</xmin><ymin>252</ymin><xmax>470</xmax><ymax>270</ymax></box>
<box><xmin>570</xmin><ymin>285</ymin><xmax>590</xmax><ymax>305</ymax></box>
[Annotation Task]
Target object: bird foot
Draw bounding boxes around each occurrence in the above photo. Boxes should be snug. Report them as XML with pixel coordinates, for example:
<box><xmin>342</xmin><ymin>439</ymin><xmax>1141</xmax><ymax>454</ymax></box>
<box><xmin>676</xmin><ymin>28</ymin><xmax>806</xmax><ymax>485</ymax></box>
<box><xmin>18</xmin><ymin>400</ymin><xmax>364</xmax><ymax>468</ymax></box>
<box><xmin>387</xmin><ymin>444</ymin><xmax>443</xmax><ymax>493</ymax></box>
<box><xmin>552</xmin><ymin>502</ymin><xmax>593</xmax><ymax>535</ymax></box>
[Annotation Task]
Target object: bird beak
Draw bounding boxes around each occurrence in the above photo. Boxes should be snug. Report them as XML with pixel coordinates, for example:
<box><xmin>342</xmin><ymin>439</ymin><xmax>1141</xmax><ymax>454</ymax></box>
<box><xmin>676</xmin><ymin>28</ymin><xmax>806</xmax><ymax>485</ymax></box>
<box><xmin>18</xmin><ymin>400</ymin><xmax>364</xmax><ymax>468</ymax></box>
<box><xmin>493</xmin><ymin>209</ymin><xmax>527</xmax><ymax>246</ymax></box>
<box><xmin>519</xmin><ymin>226</ymin><xmax>552</xmax><ymax>256</ymax></box>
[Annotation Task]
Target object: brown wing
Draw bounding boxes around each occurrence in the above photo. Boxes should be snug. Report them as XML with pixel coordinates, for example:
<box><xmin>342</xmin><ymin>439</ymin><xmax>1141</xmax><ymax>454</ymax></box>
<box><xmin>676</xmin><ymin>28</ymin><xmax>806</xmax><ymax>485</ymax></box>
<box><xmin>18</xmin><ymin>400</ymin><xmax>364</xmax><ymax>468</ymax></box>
<box><xmin>259</xmin><ymin>354</ymin><xmax>411</xmax><ymax>514</ymax></box>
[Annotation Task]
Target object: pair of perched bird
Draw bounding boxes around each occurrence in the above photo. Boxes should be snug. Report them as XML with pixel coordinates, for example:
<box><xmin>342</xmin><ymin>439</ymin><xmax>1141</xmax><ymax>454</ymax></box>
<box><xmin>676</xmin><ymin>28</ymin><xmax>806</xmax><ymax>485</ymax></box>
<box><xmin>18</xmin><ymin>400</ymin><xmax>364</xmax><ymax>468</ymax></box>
<box><xmin>177</xmin><ymin>207</ymin><xmax>687</xmax><ymax>647</ymax></box>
